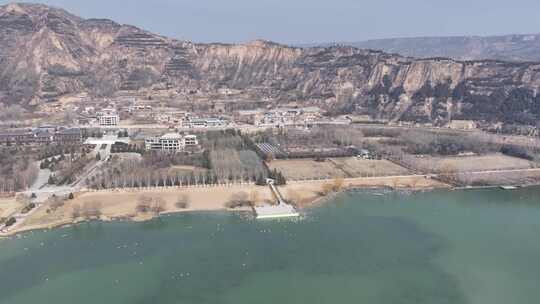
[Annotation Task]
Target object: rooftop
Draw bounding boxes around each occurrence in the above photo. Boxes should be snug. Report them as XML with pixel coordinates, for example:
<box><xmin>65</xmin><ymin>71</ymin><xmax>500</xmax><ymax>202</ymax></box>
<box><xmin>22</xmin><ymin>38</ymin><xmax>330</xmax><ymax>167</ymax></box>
<box><xmin>161</xmin><ymin>133</ymin><xmax>183</xmax><ymax>140</ymax></box>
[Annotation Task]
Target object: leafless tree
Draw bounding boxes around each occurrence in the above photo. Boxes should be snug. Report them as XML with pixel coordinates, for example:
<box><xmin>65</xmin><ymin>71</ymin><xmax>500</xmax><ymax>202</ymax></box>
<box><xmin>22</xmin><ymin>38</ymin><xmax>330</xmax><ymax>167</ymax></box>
<box><xmin>151</xmin><ymin>198</ymin><xmax>166</xmax><ymax>215</ymax></box>
<box><xmin>226</xmin><ymin>191</ymin><xmax>253</xmax><ymax>208</ymax></box>
<box><xmin>136</xmin><ymin>195</ymin><xmax>153</xmax><ymax>213</ymax></box>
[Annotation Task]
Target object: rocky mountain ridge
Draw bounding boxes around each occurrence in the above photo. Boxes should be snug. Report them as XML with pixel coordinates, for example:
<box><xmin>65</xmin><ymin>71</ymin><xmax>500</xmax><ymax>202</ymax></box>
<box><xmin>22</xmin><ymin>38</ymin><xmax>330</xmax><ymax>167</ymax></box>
<box><xmin>1</xmin><ymin>3</ymin><xmax>540</xmax><ymax>126</ymax></box>
<box><xmin>309</xmin><ymin>34</ymin><xmax>540</xmax><ymax>62</ymax></box>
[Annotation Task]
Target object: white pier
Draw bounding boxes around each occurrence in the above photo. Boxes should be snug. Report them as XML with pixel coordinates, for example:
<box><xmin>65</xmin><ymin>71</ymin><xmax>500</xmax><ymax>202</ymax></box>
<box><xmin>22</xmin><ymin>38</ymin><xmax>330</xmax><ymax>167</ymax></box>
<box><xmin>500</xmin><ymin>185</ymin><xmax>518</xmax><ymax>190</ymax></box>
<box><xmin>254</xmin><ymin>203</ymin><xmax>300</xmax><ymax>219</ymax></box>
<box><xmin>254</xmin><ymin>180</ymin><xmax>300</xmax><ymax>219</ymax></box>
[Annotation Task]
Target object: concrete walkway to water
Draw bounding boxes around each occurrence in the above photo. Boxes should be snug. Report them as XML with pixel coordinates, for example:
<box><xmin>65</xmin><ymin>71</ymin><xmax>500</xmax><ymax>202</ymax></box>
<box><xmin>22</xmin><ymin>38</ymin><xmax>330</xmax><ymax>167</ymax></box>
<box><xmin>254</xmin><ymin>181</ymin><xmax>300</xmax><ymax>219</ymax></box>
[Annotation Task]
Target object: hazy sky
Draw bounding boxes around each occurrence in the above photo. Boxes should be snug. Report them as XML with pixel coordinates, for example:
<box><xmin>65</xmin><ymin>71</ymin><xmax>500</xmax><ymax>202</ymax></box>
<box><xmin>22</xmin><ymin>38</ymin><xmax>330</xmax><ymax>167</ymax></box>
<box><xmin>3</xmin><ymin>0</ymin><xmax>540</xmax><ymax>44</ymax></box>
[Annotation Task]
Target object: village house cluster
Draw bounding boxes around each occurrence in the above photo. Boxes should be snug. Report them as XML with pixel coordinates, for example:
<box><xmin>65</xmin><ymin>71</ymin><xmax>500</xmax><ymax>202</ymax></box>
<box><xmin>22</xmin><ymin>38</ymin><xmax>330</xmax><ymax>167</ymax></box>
<box><xmin>235</xmin><ymin>106</ymin><xmax>341</xmax><ymax>127</ymax></box>
<box><xmin>59</xmin><ymin>92</ymin><xmax>355</xmax><ymax>133</ymax></box>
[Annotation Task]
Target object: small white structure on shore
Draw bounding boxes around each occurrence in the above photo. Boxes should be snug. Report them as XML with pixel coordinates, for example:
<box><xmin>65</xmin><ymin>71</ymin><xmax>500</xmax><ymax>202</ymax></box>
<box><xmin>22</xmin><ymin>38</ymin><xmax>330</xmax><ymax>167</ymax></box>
<box><xmin>500</xmin><ymin>185</ymin><xmax>518</xmax><ymax>190</ymax></box>
<box><xmin>254</xmin><ymin>179</ymin><xmax>300</xmax><ymax>219</ymax></box>
<box><xmin>254</xmin><ymin>204</ymin><xmax>300</xmax><ymax>219</ymax></box>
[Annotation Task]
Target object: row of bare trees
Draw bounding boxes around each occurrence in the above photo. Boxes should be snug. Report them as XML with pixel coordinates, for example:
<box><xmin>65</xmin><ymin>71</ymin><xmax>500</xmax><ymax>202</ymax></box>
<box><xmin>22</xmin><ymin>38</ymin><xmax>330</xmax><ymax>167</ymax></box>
<box><xmin>136</xmin><ymin>195</ymin><xmax>166</xmax><ymax>215</ymax></box>
<box><xmin>89</xmin><ymin>146</ymin><xmax>268</xmax><ymax>190</ymax></box>
<box><xmin>210</xmin><ymin>149</ymin><xmax>267</xmax><ymax>182</ymax></box>
<box><xmin>0</xmin><ymin>148</ymin><xmax>38</xmax><ymax>193</ymax></box>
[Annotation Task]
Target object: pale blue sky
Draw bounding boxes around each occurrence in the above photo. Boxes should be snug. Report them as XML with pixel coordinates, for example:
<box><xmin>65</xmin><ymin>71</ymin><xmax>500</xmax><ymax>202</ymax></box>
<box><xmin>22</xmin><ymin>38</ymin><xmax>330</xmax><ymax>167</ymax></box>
<box><xmin>3</xmin><ymin>0</ymin><xmax>540</xmax><ymax>44</ymax></box>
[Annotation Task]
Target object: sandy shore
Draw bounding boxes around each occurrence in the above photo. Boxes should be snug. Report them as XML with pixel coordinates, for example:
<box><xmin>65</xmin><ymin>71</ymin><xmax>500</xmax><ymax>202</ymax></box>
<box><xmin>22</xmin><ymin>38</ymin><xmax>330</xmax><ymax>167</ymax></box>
<box><xmin>281</xmin><ymin>175</ymin><xmax>448</xmax><ymax>207</ymax></box>
<box><xmin>1</xmin><ymin>175</ymin><xmax>446</xmax><ymax>237</ymax></box>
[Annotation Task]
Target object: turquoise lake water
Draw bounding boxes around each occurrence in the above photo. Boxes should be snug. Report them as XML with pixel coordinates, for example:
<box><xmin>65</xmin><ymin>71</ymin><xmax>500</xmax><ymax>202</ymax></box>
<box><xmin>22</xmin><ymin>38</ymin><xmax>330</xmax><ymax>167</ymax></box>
<box><xmin>0</xmin><ymin>187</ymin><xmax>539</xmax><ymax>304</ymax></box>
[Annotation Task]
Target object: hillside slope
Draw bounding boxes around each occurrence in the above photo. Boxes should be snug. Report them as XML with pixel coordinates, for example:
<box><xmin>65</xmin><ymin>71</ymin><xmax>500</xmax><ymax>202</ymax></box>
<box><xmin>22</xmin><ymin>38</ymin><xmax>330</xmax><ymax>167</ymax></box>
<box><xmin>322</xmin><ymin>34</ymin><xmax>540</xmax><ymax>62</ymax></box>
<box><xmin>1</xmin><ymin>3</ymin><xmax>540</xmax><ymax>126</ymax></box>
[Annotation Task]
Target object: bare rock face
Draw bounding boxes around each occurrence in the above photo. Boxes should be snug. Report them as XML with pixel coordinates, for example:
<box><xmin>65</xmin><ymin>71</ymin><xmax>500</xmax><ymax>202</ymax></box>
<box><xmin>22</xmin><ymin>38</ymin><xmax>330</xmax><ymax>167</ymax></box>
<box><xmin>1</xmin><ymin>3</ymin><xmax>540</xmax><ymax>125</ymax></box>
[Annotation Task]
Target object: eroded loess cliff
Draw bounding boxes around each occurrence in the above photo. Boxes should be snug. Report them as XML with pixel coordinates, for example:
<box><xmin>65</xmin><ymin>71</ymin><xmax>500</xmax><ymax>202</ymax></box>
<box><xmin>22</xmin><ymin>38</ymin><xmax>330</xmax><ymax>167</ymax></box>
<box><xmin>1</xmin><ymin>3</ymin><xmax>540</xmax><ymax>125</ymax></box>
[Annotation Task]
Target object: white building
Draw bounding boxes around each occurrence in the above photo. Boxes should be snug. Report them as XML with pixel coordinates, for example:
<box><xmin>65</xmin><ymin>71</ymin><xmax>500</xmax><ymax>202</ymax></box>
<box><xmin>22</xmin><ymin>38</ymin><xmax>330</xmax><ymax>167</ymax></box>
<box><xmin>183</xmin><ymin>117</ymin><xmax>229</xmax><ymax>129</ymax></box>
<box><xmin>145</xmin><ymin>133</ymin><xmax>198</xmax><ymax>152</ymax></box>
<box><xmin>97</xmin><ymin>108</ymin><xmax>120</xmax><ymax>126</ymax></box>
<box><xmin>184</xmin><ymin>135</ymin><xmax>199</xmax><ymax>146</ymax></box>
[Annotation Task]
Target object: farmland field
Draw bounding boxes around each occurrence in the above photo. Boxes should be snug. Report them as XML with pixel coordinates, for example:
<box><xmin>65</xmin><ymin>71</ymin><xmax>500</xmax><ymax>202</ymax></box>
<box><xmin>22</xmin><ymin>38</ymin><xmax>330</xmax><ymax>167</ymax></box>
<box><xmin>412</xmin><ymin>153</ymin><xmax>536</xmax><ymax>173</ymax></box>
<box><xmin>269</xmin><ymin>157</ymin><xmax>411</xmax><ymax>180</ymax></box>
<box><xmin>455</xmin><ymin>169</ymin><xmax>540</xmax><ymax>186</ymax></box>
<box><xmin>268</xmin><ymin>159</ymin><xmax>348</xmax><ymax>180</ymax></box>
<box><xmin>330</xmin><ymin>158</ymin><xmax>410</xmax><ymax>177</ymax></box>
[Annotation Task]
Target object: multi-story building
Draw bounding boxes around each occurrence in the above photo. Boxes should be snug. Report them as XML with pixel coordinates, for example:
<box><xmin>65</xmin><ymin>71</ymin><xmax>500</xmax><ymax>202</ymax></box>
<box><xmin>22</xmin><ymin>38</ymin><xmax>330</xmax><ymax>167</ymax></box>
<box><xmin>97</xmin><ymin>108</ymin><xmax>120</xmax><ymax>126</ymax></box>
<box><xmin>55</xmin><ymin>128</ymin><xmax>83</xmax><ymax>144</ymax></box>
<box><xmin>145</xmin><ymin>133</ymin><xmax>198</xmax><ymax>152</ymax></box>
<box><xmin>182</xmin><ymin>117</ymin><xmax>229</xmax><ymax>129</ymax></box>
<box><xmin>0</xmin><ymin>127</ymin><xmax>82</xmax><ymax>146</ymax></box>
<box><xmin>183</xmin><ymin>135</ymin><xmax>199</xmax><ymax>146</ymax></box>
<box><xmin>0</xmin><ymin>129</ymin><xmax>33</xmax><ymax>145</ymax></box>
<box><xmin>33</xmin><ymin>129</ymin><xmax>54</xmax><ymax>144</ymax></box>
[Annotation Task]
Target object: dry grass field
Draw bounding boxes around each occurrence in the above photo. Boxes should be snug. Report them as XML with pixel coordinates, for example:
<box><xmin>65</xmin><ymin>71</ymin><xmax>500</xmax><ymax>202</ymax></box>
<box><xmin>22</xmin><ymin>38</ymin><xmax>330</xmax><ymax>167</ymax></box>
<box><xmin>282</xmin><ymin>176</ymin><xmax>448</xmax><ymax>208</ymax></box>
<box><xmin>113</xmin><ymin>153</ymin><xmax>143</xmax><ymax>162</ymax></box>
<box><xmin>330</xmin><ymin>158</ymin><xmax>410</xmax><ymax>177</ymax></box>
<box><xmin>169</xmin><ymin>165</ymin><xmax>209</xmax><ymax>175</ymax></box>
<box><xmin>456</xmin><ymin>169</ymin><xmax>540</xmax><ymax>186</ymax></box>
<box><xmin>268</xmin><ymin>157</ymin><xmax>411</xmax><ymax>180</ymax></box>
<box><xmin>412</xmin><ymin>153</ymin><xmax>536</xmax><ymax>173</ymax></box>
<box><xmin>0</xmin><ymin>196</ymin><xmax>21</xmax><ymax>219</ymax></box>
<box><xmin>268</xmin><ymin>159</ymin><xmax>348</xmax><ymax>180</ymax></box>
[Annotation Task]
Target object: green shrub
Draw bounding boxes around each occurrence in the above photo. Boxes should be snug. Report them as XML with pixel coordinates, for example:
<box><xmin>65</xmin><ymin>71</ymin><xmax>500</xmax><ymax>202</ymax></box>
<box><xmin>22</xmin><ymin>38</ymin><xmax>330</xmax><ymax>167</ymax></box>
<box><xmin>5</xmin><ymin>217</ymin><xmax>16</xmax><ymax>227</ymax></box>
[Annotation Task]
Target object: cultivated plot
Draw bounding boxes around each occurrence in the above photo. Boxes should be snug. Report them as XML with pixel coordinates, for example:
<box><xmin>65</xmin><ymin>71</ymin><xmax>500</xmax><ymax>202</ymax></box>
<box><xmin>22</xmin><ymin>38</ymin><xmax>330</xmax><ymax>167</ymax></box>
<box><xmin>456</xmin><ymin>169</ymin><xmax>540</xmax><ymax>186</ymax></box>
<box><xmin>412</xmin><ymin>153</ymin><xmax>535</xmax><ymax>173</ymax></box>
<box><xmin>268</xmin><ymin>159</ymin><xmax>348</xmax><ymax>180</ymax></box>
<box><xmin>269</xmin><ymin>157</ymin><xmax>411</xmax><ymax>180</ymax></box>
<box><xmin>330</xmin><ymin>158</ymin><xmax>410</xmax><ymax>177</ymax></box>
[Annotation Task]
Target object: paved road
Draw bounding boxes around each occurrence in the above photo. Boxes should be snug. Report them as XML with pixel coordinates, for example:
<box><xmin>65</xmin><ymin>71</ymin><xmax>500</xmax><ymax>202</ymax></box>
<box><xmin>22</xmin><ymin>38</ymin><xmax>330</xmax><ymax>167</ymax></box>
<box><xmin>71</xmin><ymin>143</ymin><xmax>112</xmax><ymax>189</ymax></box>
<box><xmin>29</xmin><ymin>162</ymin><xmax>51</xmax><ymax>192</ymax></box>
<box><xmin>4</xmin><ymin>141</ymin><xmax>118</xmax><ymax>233</ymax></box>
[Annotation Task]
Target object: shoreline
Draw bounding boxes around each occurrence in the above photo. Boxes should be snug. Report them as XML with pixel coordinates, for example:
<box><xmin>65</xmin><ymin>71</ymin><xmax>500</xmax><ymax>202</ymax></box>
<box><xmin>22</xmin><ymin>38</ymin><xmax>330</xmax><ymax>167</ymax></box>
<box><xmin>0</xmin><ymin>175</ymin><xmax>490</xmax><ymax>238</ymax></box>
